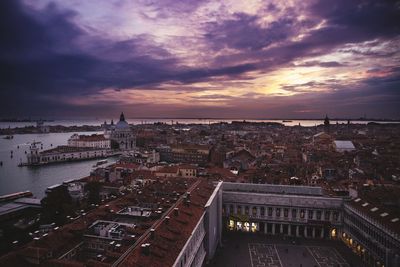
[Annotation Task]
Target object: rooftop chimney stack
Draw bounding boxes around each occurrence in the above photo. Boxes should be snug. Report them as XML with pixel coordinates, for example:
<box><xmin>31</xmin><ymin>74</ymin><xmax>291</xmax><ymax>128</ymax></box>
<box><xmin>141</xmin><ymin>243</ymin><xmax>150</xmax><ymax>255</ymax></box>
<box><xmin>174</xmin><ymin>208</ymin><xmax>179</xmax><ymax>216</ymax></box>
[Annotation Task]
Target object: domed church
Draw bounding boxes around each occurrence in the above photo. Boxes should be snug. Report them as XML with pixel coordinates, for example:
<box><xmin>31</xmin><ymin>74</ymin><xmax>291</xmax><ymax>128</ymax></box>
<box><xmin>103</xmin><ymin>112</ymin><xmax>136</xmax><ymax>150</ymax></box>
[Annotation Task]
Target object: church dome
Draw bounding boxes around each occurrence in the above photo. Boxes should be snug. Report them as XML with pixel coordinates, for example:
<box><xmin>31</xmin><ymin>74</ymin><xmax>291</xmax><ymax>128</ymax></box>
<box><xmin>115</xmin><ymin>112</ymin><xmax>130</xmax><ymax>130</ymax></box>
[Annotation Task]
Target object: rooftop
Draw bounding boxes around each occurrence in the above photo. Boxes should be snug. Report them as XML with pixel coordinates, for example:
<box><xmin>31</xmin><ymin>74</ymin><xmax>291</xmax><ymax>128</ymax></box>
<box><xmin>222</xmin><ymin>182</ymin><xmax>324</xmax><ymax>196</ymax></box>
<box><xmin>117</xmin><ymin>179</ymin><xmax>215</xmax><ymax>267</ymax></box>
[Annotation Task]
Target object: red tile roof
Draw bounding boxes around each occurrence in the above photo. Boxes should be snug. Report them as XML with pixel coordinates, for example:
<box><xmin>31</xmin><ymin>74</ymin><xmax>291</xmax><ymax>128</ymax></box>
<box><xmin>117</xmin><ymin>179</ymin><xmax>215</xmax><ymax>267</ymax></box>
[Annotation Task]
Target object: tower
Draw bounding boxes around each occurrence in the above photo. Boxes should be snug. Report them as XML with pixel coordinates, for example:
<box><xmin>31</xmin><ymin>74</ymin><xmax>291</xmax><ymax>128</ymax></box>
<box><xmin>324</xmin><ymin>115</ymin><xmax>330</xmax><ymax>133</ymax></box>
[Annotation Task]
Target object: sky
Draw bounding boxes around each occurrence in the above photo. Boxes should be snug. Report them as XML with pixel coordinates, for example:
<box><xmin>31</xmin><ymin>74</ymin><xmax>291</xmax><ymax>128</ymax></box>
<box><xmin>0</xmin><ymin>0</ymin><xmax>399</xmax><ymax>119</ymax></box>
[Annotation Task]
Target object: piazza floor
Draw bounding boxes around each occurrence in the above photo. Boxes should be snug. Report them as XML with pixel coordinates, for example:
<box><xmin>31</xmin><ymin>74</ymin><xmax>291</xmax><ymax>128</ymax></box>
<box><xmin>207</xmin><ymin>232</ymin><xmax>364</xmax><ymax>267</ymax></box>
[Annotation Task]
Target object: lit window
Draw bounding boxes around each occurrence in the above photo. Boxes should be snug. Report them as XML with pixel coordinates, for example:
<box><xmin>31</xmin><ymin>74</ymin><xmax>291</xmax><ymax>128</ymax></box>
<box><xmin>244</xmin><ymin>222</ymin><xmax>250</xmax><ymax>232</ymax></box>
<box><xmin>228</xmin><ymin>220</ymin><xmax>234</xmax><ymax>231</ymax></box>
<box><xmin>251</xmin><ymin>222</ymin><xmax>258</xmax><ymax>232</ymax></box>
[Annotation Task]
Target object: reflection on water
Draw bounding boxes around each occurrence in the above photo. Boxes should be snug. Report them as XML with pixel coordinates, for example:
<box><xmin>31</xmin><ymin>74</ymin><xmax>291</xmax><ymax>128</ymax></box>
<box><xmin>0</xmin><ymin>131</ymin><xmax>117</xmax><ymax>199</ymax></box>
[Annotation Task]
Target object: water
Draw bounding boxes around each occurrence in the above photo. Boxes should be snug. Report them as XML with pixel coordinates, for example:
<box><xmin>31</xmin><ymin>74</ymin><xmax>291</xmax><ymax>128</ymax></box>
<box><xmin>0</xmin><ymin>118</ymin><xmax>397</xmax><ymax>199</ymax></box>
<box><xmin>0</xmin><ymin>131</ymin><xmax>117</xmax><ymax>199</ymax></box>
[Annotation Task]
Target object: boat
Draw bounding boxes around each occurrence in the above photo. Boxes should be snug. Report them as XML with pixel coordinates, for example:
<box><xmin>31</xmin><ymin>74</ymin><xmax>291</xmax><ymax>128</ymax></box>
<box><xmin>282</xmin><ymin>120</ymin><xmax>293</xmax><ymax>123</ymax></box>
<box><xmin>4</xmin><ymin>135</ymin><xmax>14</xmax><ymax>139</ymax></box>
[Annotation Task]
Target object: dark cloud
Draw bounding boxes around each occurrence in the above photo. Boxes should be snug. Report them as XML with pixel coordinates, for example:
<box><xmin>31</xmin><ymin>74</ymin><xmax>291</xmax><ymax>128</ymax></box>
<box><xmin>309</xmin><ymin>0</ymin><xmax>400</xmax><ymax>39</ymax></box>
<box><xmin>138</xmin><ymin>0</ymin><xmax>208</xmax><ymax>19</ymax></box>
<box><xmin>0</xmin><ymin>0</ymin><xmax>249</xmax><ymax>116</ymax></box>
<box><xmin>0</xmin><ymin>0</ymin><xmax>399</xmax><ymax>118</ymax></box>
<box><xmin>204</xmin><ymin>13</ymin><xmax>298</xmax><ymax>51</ymax></box>
<box><xmin>295</xmin><ymin>61</ymin><xmax>346</xmax><ymax>68</ymax></box>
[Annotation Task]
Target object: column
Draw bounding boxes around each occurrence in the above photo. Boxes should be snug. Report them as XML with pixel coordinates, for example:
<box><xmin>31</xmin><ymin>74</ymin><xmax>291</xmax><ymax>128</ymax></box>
<box><xmin>312</xmin><ymin>227</ymin><xmax>316</xmax><ymax>238</ymax></box>
<box><xmin>280</xmin><ymin>224</ymin><xmax>283</xmax><ymax>234</ymax></box>
<box><xmin>264</xmin><ymin>222</ymin><xmax>267</xmax><ymax>234</ymax></box>
<box><xmin>321</xmin><ymin>228</ymin><xmax>324</xmax><ymax>239</ymax></box>
<box><xmin>288</xmin><ymin>225</ymin><xmax>291</xmax><ymax>236</ymax></box>
<box><xmin>296</xmin><ymin>226</ymin><xmax>299</xmax><ymax>237</ymax></box>
<box><xmin>304</xmin><ymin>226</ymin><xmax>307</xmax><ymax>238</ymax></box>
<box><xmin>272</xmin><ymin>223</ymin><xmax>276</xmax><ymax>235</ymax></box>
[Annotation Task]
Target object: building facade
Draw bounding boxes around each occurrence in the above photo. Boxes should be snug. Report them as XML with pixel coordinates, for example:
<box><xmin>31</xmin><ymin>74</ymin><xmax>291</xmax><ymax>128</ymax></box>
<box><xmin>68</xmin><ymin>134</ymin><xmax>111</xmax><ymax>149</ymax></box>
<box><xmin>104</xmin><ymin>113</ymin><xmax>136</xmax><ymax>150</ymax></box>
<box><xmin>342</xmin><ymin>199</ymin><xmax>400</xmax><ymax>267</ymax></box>
<box><xmin>159</xmin><ymin>144</ymin><xmax>210</xmax><ymax>165</ymax></box>
<box><xmin>219</xmin><ymin>182</ymin><xmax>400</xmax><ymax>267</ymax></box>
<box><xmin>27</xmin><ymin>145</ymin><xmax>110</xmax><ymax>165</ymax></box>
<box><xmin>222</xmin><ymin>183</ymin><xmax>343</xmax><ymax>239</ymax></box>
<box><xmin>172</xmin><ymin>182</ymin><xmax>222</xmax><ymax>267</ymax></box>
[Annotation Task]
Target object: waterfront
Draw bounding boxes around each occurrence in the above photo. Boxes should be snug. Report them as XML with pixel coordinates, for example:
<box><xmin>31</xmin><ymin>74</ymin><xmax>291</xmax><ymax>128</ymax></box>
<box><xmin>0</xmin><ymin>118</ymin><xmax>398</xmax><ymax>199</ymax></box>
<box><xmin>0</xmin><ymin>131</ymin><xmax>117</xmax><ymax>199</ymax></box>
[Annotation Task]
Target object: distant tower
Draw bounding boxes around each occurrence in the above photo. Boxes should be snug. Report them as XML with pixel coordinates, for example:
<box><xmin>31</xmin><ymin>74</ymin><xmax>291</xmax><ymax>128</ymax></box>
<box><xmin>324</xmin><ymin>115</ymin><xmax>330</xmax><ymax>132</ymax></box>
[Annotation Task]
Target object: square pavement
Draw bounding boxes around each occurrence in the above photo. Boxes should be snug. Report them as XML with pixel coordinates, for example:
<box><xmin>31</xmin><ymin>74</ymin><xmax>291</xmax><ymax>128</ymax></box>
<box><xmin>207</xmin><ymin>232</ymin><xmax>363</xmax><ymax>267</ymax></box>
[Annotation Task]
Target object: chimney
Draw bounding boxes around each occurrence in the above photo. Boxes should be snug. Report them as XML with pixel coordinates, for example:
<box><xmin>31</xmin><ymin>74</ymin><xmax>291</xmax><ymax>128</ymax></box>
<box><xmin>185</xmin><ymin>200</ymin><xmax>191</xmax><ymax>207</ymax></box>
<box><xmin>150</xmin><ymin>228</ymin><xmax>155</xmax><ymax>239</ymax></box>
<box><xmin>141</xmin><ymin>243</ymin><xmax>150</xmax><ymax>255</ymax></box>
<box><xmin>174</xmin><ymin>208</ymin><xmax>179</xmax><ymax>217</ymax></box>
<box><xmin>165</xmin><ymin>216</ymin><xmax>170</xmax><ymax>224</ymax></box>
<box><xmin>187</xmin><ymin>192</ymin><xmax>191</xmax><ymax>199</ymax></box>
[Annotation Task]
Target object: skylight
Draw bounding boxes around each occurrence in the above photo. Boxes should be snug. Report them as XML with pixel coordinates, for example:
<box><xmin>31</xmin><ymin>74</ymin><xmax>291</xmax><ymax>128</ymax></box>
<box><xmin>380</xmin><ymin>213</ymin><xmax>389</xmax><ymax>217</ymax></box>
<box><xmin>370</xmin><ymin>207</ymin><xmax>378</xmax><ymax>212</ymax></box>
<box><xmin>391</xmin><ymin>218</ymin><xmax>399</xmax><ymax>222</ymax></box>
<box><xmin>362</xmin><ymin>203</ymin><xmax>369</xmax><ymax>207</ymax></box>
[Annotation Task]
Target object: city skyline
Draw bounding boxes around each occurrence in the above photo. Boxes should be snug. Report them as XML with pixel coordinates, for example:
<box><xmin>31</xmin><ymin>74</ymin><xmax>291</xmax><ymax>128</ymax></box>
<box><xmin>1</xmin><ymin>0</ymin><xmax>399</xmax><ymax>118</ymax></box>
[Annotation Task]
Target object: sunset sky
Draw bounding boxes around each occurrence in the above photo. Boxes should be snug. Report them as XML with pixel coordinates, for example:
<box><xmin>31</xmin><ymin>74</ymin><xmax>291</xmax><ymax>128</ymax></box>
<box><xmin>1</xmin><ymin>0</ymin><xmax>399</xmax><ymax>119</ymax></box>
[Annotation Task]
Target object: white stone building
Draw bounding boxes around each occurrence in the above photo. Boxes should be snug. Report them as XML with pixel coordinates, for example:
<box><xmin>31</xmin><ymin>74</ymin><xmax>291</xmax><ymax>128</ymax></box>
<box><xmin>104</xmin><ymin>113</ymin><xmax>136</xmax><ymax>150</ymax></box>
<box><xmin>68</xmin><ymin>134</ymin><xmax>111</xmax><ymax>149</ymax></box>
<box><xmin>222</xmin><ymin>182</ymin><xmax>343</xmax><ymax>239</ymax></box>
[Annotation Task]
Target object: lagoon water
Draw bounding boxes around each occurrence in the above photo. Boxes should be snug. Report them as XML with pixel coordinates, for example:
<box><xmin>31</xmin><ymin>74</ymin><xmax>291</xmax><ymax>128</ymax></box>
<box><xmin>0</xmin><ymin>118</ymin><xmax>397</xmax><ymax>199</ymax></box>
<box><xmin>0</xmin><ymin>131</ymin><xmax>118</xmax><ymax>199</ymax></box>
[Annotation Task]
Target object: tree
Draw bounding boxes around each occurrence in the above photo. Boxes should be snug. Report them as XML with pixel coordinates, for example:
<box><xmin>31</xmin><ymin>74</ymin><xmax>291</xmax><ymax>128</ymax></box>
<box><xmin>85</xmin><ymin>181</ymin><xmax>102</xmax><ymax>204</ymax></box>
<box><xmin>41</xmin><ymin>185</ymin><xmax>74</xmax><ymax>223</ymax></box>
